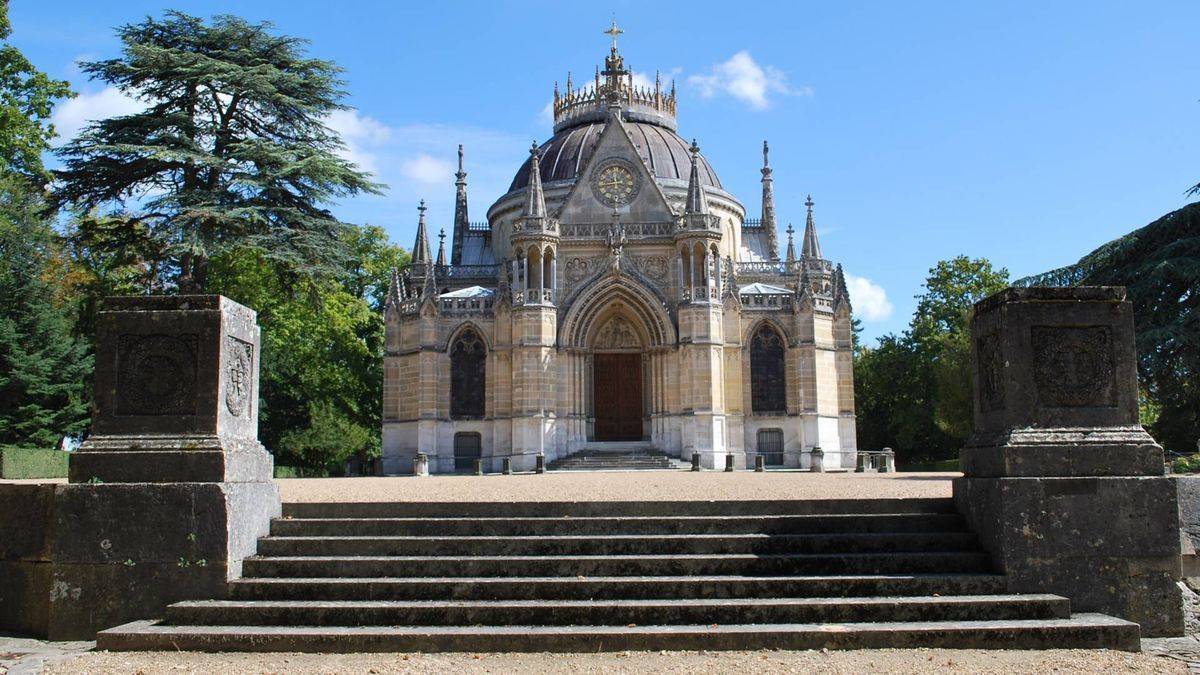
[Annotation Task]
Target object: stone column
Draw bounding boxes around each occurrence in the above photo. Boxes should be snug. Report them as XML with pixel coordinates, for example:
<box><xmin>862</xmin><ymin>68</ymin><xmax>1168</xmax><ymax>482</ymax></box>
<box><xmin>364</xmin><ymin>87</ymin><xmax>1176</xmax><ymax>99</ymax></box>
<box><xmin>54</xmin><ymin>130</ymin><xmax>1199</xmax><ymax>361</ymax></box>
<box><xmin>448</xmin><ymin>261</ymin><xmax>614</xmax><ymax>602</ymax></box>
<box><xmin>955</xmin><ymin>287</ymin><xmax>1182</xmax><ymax>636</ymax></box>
<box><xmin>48</xmin><ymin>296</ymin><xmax>281</xmax><ymax>639</ymax></box>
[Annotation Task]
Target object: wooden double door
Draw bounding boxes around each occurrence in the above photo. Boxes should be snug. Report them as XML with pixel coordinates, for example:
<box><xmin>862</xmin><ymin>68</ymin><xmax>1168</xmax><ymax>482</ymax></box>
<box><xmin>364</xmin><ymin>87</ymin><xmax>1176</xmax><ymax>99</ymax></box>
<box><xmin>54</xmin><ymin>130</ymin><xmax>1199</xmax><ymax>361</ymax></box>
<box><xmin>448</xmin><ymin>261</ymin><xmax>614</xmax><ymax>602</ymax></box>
<box><xmin>593</xmin><ymin>353</ymin><xmax>644</xmax><ymax>441</ymax></box>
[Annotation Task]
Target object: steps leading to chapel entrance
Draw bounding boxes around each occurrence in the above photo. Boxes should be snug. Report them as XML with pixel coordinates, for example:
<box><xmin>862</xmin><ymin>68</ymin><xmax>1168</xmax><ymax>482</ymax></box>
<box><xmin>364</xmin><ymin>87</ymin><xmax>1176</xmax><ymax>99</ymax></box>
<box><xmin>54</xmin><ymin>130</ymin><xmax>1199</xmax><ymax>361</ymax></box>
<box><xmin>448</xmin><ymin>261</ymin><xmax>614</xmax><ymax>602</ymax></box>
<box><xmin>97</xmin><ymin>498</ymin><xmax>1140</xmax><ymax>652</ymax></box>
<box><xmin>548</xmin><ymin>442</ymin><xmax>688</xmax><ymax>471</ymax></box>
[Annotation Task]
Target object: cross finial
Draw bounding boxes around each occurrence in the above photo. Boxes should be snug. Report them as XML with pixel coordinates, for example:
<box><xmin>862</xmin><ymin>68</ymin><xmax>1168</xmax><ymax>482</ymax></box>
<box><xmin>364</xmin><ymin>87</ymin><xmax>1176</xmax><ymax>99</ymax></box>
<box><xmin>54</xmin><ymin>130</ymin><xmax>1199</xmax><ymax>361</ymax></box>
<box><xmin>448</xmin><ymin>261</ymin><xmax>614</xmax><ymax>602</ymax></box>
<box><xmin>418</xmin><ymin>199</ymin><xmax>427</xmax><ymax>215</ymax></box>
<box><xmin>605</xmin><ymin>19</ymin><xmax>623</xmax><ymax>52</ymax></box>
<box><xmin>805</xmin><ymin>194</ymin><xmax>814</xmax><ymax>211</ymax></box>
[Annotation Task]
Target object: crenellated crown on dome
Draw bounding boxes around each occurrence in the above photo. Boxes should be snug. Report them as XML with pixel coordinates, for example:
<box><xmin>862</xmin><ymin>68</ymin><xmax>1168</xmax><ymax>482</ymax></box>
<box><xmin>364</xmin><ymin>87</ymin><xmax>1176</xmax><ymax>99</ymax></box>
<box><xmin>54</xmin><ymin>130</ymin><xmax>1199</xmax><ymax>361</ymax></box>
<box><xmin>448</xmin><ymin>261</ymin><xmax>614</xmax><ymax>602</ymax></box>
<box><xmin>551</xmin><ymin>21</ymin><xmax>677</xmax><ymax>133</ymax></box>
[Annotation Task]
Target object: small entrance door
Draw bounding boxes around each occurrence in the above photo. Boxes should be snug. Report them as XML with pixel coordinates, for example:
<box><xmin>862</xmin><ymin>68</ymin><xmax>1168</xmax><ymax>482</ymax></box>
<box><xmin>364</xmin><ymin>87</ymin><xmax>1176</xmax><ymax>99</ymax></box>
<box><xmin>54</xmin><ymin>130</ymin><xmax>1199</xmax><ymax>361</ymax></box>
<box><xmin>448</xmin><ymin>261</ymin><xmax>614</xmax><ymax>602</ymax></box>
<box><xmin>593</xmin><ymin>353</ymin><xmax>643</xmax><ymax>441</ymax></box>
<box><xmin>453</xmin><ymin>432</ymin><xmax>482</xmax><ymax>472</ymax></box>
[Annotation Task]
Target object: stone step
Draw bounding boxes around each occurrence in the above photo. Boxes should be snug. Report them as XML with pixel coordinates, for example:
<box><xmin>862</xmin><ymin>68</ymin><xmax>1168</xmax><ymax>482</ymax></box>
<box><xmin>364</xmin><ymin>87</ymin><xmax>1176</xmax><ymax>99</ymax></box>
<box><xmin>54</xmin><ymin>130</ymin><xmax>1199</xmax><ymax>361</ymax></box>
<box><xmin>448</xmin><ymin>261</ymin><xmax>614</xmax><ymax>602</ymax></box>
<box><xmin>241</xmin><ymin>552</ymin><xmax>991</xmax><ymax>578</ymax></box>
<box><xmin>228</xmin><ymin>573</ymin><xmax>1011</xmax><ymax>601</ymax></box>
<box><xmin>269</xmin><ymin>513</ymin><xmax>969</xmax><ymax>537</ymax></box>
<box><xmin>281</xmin><ymin>499</ymin><xmax>958</xmax><ymax>519</ymax></box>
<box><xmin>165</xmin><ymin>594</ymin><xmax>1072</xmax><ymax>627</ymax></box>
<box><xmin>255</xmin><ymin>532</ymin><xmax>982</xmax><ymax>557</ymax></box>
<box><xmin>97</xmin><ymin>614</ymin><xmax>1141</xmax><ymax>653</ymax></box>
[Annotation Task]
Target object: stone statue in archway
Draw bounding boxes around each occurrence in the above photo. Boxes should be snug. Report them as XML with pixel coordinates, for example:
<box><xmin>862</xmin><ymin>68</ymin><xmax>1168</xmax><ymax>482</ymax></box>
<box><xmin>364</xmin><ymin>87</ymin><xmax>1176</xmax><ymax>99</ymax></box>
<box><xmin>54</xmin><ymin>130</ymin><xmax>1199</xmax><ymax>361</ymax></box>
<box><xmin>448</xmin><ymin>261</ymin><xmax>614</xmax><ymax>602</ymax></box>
<box><xmin>593</xmin><ymin>316</ymin><xmax>639</xmax><ymax>350</ymax></box>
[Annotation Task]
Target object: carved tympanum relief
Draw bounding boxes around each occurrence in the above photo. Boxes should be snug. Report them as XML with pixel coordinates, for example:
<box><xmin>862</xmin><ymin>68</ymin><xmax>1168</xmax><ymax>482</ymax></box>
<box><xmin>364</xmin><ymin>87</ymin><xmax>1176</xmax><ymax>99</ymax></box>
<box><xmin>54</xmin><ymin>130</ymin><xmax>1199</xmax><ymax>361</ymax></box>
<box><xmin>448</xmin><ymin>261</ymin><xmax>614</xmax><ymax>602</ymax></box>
<box><xmin>593</xmin><ymin>316</ymin><xmax>641</xmax><ymax>350</ymax></box>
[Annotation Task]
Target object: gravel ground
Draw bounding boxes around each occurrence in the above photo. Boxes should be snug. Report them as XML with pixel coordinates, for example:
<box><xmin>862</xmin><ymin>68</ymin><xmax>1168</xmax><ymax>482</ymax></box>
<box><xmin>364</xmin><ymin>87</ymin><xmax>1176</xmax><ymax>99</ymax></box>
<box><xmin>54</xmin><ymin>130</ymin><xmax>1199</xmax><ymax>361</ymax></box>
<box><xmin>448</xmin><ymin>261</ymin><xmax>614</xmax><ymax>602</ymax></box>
<box><xmin>2</xmin><ymin>472</ymin><xmax>956</xmax><ymax>503</ymax></box>
<box><xmin>38</xmin><ymin>648</ymin><xmax>1184</xmax><ymax>674</ymax></box>
<box><xmin>277</xmin><ymin>471</ymin><xmax>956</xmax><ymax>503</ymax></box>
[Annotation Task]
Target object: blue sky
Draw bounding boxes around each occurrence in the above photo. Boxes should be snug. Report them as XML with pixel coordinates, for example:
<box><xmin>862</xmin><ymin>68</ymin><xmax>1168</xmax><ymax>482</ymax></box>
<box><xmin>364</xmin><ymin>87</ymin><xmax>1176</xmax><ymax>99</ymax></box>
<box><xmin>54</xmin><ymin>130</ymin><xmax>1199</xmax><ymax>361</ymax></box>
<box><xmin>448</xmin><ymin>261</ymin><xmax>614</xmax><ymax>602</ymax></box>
<box><xmin>11</xmin><ymin>1</ymin><xmax>1198</xmax><ymax>341</ymax></box>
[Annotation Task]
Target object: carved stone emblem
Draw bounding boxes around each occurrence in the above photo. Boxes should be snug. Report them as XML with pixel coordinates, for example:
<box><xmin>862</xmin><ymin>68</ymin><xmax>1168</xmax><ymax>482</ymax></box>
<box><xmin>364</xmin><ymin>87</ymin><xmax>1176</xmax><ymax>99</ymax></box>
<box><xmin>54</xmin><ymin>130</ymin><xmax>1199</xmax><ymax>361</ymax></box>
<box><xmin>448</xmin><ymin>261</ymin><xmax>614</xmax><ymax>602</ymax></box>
<box><xmin>116</xmin><ymin>334</ymin><xmax>198</xmax><ymax>415</ymax></box>
<box><xmin>565</xmin><ymin>257</ymin><xmax>589</xmax><ymax>283</ymax></box>
<box><xmin>593</xmin><ymin>316</ymin><xmax>640</xmax><ymax>350</ymax></box>
<box><xmin>640</xmin><ymin>255</ymin><xmax>668</xmax><ymax>281</ymax></box>
<box><xmin>976</xmin><ymin>332</ymin><xmax>1004</xmax><ymax>412</ymax></box>
<box><xmin>225</xmin><ymin>336</ymin><xmax>253</xmax><ymax>417</ymax></box>
<box><xmin>1031</xmin><ymin>326</ymin><xmax>1115</xmax><ymax>408</ymax></box>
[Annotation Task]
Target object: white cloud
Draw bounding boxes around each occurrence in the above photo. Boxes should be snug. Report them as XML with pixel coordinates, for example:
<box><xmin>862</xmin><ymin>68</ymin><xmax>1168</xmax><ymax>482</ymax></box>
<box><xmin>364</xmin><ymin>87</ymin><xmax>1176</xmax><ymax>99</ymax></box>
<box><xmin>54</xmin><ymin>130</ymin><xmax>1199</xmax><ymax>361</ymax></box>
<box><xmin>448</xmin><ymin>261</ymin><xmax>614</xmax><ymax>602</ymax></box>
<box><xmin>326</xmin><ymin>108</ymin><xmax>392</xmax><ymax>173</ymax></box>
<box><xmin>401</xmin><ymin>154</ymin><xmax>455</xmax><ymax>185</ymax></box>
<box><xmin>845</xmin><ymin>274</ymin><xmax>894</xmax><ymax>322</ymax></box>
<box><xmin>51</xmin><ymin>86</ymin><xmax>145</xmax><ymax>143</ymax></box>
<box><xmin>687</xmin><ymin>51</ymin><xmax>807</xmax><ymax>110</ymax></box>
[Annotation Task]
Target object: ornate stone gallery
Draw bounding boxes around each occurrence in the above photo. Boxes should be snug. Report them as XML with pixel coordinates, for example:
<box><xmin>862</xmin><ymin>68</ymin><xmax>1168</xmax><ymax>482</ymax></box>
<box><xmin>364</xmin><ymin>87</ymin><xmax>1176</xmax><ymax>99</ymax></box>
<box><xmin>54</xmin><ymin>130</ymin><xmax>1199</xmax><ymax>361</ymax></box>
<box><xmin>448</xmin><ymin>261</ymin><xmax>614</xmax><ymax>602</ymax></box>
<box><xmin>382</xmin><ymin>27</ymin><xmax>856</xmax><ymax>473</ymax></box>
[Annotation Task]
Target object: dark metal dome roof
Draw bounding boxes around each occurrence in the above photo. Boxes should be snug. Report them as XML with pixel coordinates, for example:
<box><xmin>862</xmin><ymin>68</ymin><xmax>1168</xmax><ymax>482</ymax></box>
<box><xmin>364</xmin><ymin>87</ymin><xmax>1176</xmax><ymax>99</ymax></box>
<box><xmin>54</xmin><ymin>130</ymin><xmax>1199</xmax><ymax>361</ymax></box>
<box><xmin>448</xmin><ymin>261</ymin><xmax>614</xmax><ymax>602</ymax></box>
<box><xmin>508</xmin><ymin>121</ymin><xmax>723</xmax><ymax>193</ymax></box>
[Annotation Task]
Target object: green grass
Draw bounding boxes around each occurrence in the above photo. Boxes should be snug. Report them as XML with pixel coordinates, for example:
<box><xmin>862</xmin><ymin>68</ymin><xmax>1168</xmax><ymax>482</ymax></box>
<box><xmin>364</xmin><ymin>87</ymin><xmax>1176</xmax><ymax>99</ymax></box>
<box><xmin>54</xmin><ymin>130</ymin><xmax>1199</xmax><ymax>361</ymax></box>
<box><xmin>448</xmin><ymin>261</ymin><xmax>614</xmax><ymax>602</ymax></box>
<box><xmin>0</xmin><ymin>446</ymin><xmax>69</xmax><ymax>479</ymax></box>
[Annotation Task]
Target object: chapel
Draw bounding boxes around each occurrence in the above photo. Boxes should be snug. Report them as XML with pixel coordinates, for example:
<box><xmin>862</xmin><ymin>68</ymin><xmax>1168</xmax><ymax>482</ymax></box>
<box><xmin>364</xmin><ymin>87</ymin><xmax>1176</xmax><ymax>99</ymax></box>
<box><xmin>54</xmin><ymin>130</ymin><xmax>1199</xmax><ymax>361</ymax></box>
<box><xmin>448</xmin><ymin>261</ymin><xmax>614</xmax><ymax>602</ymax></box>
<box><xmin>382</xmin><ymin>26</ymin><xmax>857</xmax><ymax>473</ymax></box>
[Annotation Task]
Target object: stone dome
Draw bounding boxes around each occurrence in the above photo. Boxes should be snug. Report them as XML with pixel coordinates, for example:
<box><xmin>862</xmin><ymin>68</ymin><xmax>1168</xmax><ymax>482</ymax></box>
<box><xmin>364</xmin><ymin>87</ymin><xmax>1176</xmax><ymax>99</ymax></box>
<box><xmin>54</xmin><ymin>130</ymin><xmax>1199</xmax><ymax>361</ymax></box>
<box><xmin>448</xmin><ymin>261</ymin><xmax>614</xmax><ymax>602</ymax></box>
<box><xmin>508</xmin><ymin>120</ymin><xmax>723</xmax><ymax>193</ymax></box>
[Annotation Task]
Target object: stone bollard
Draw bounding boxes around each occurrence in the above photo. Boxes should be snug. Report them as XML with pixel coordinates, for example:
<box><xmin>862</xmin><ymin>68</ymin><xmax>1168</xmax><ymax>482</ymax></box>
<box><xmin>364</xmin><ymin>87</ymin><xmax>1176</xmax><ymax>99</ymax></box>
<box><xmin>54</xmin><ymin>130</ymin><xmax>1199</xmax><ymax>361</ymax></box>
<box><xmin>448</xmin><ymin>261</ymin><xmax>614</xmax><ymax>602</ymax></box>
<box><xmin>473</xmin><ymin>458</ymin><xmax>483</xmax><ymax>475</ymax></box>
<box><xmin>725</xmin><ymin>454</ymin><xmax>735</xmax><ymax>472</ymax></box>
<box><xmin>880</xmin><ymin>448</ymin><xmax>894</xmax><ymax>473</ymax></box>
<box><xmin>755</xmin><ymin>455</ymin><xmax>765</xmax><ymax>472</ymax></box>
<box><xmin>535</xmin><ymin>453</ymin><xmax>545</xmax><ymax>474</ymax></box>
<box><xmin>414</xmin><ymin>453</ymin><xmax>429</xmax><ymax>476</ymax></box>
<box><xmin>502</xmin><ymin>457</ymin><xmax>512</xmax><ymax>475</ymax></box>
<box><xmin>810</xmin><ymin>447</ymin><xmax>825</xmax><ymax>473</ymax></box>
<box><xmin>955</xmin><ymin>286</ymin><xmax>1184</xmax><ymax>636</ymax></box>
<box><xmin>855</xmin><ymin>451</ymin><xmax>868</xmax><ymax>473</ymax></box>
<box><xmin>691</xmin><ymin>453</ymin><xmax>701</xmax><ymax>471</ymax></box>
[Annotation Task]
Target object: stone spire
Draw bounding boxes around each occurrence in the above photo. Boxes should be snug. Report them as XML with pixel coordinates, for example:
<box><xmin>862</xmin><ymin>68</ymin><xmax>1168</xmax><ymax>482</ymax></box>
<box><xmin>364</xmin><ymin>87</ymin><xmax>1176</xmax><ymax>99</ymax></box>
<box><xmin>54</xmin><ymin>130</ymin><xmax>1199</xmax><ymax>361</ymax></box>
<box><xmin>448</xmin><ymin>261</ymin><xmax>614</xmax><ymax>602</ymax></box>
<box><xmin>801</xmin><ymin>194</ymin><xmax>823</xmax><ymax>260</ymax></box>
<box><xmin>411</xmin><ymin>200</ymin><xmax>432</xmax><ymax>264</ymax></box>
<box><xmin>685</xmin><ymin>140</ymin><xmax>709</xmax><ymax>216</ymax></box>
<box><xmin>385</xmin><ymin>266</ymin><xmax>403</xmax><ymax>312</ymax></box>
<box><xmin>522</xmin><ymin>142</ymin><xmax>547</xmax><ymax>220</ymax></box>
<box><xmin>450</xmin><ymin>144</ymin><xmax>468</xmax><ymax>266</ymax></box>
<box><xmin>436</xmin><ymin>228</ymin><xmax>447</xmax><ymax>267</ymax></box>
<box><xmin>761</xmin><ymin>140</ymin><xmax>780</xmax><ymax>260</ymax></box>
<box><xmin>833</xmin><ymin>263</ymin><xmax>852</xmax><ymax>312</ymax></box>
<box><xmin>785</xmin><ymin>222</ymin><xmax>797</xmax><ymax>264</ymax></box>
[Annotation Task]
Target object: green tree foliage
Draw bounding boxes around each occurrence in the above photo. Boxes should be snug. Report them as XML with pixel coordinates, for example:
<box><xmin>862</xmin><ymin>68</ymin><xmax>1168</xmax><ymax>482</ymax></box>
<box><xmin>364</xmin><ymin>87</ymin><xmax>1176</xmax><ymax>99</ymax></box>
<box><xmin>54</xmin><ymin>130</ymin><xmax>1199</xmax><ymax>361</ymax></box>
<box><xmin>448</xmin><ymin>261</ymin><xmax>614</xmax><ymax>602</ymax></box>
<box><xmin>1017</xmin><ymin>202</ymin><xmax>1200</xmax><ymax>453</ymax></box>
<box><xmin>206</xmin><ymin>225</ymin><xmax>407</xmax><ymax>473</ymax></box>
<box><xmin>53</xmin><ymin>11</ymin><xmax>382</xmax><ymax>293</ymax></box>
<box><xmin>0</xmin><ymin>1</ymin><xmax>72</xmax><ymax>181</ymax></box>
<box><xmin>0</xmin><ymin>174</ymin><xmax>91</xmax><ymax>446</ymax></box>
<box><xmin>855</xmin><ymin>256</ymin><xmax>1009</xmax><ymax>463</ymax></box>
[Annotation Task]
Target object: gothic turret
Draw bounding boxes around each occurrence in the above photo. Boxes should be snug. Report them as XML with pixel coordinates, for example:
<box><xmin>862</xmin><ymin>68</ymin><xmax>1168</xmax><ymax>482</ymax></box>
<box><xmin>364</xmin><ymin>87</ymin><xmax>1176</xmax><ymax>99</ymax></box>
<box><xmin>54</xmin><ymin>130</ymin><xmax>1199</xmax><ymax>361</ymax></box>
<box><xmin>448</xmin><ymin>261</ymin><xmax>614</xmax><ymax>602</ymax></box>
<box><xmin>436</xmin><ymin>228</ymin><xmax>447</xmax><ymax>267</ymax></box>
<box><xmin>411</xmin><ymin>200</ymin><xmax>432</xmax><ymax>264</ymax></box>
<box><xmin>450</xmin><ymin>145</ymin><xmax>468</xmax><ymax>266</ymax></box>
<box><xmin>760</xmin><ymin>141</ymin><xmax>780</xmax><ymax>260</ymax></box>
<box><xmin>801</xmin><ymin>194</ymin><xmax>823</xmax><ymax>260</ymax></box>
<box><xmin>785</xmin><ymin>222</ymin><xmax>797</xmax><ymax>264</ymax></box>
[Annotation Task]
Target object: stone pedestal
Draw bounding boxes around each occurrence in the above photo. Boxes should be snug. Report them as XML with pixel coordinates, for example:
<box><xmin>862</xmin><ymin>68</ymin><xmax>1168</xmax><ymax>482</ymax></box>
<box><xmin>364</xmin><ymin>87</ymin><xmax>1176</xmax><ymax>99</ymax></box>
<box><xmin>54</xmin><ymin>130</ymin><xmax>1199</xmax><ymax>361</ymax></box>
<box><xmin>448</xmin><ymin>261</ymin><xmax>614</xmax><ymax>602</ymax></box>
<box><xmin>954</xmin><ymin>287</ymin><xmax>1183</xmax><ymax>636</ymax></box>
<box><xmin>1</xmin><ymin>296</ymin><xmax>281</xmax><ymax>640</ymax></box>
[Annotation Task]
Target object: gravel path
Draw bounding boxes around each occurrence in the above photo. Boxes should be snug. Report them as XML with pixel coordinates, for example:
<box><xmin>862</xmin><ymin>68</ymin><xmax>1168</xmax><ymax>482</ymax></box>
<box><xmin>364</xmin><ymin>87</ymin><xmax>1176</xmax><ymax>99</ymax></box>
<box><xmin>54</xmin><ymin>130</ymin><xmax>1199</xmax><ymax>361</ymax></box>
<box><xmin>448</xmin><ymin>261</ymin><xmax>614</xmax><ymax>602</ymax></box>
<box><xmin>40</xmin><ymin>648</ymin><xmax>1183</xmax><ymax>674</ymax></box>
<box><xmin>277</xmin><ymin>471</ymin><xmax>955</xmax><ymax>503</ymax></box>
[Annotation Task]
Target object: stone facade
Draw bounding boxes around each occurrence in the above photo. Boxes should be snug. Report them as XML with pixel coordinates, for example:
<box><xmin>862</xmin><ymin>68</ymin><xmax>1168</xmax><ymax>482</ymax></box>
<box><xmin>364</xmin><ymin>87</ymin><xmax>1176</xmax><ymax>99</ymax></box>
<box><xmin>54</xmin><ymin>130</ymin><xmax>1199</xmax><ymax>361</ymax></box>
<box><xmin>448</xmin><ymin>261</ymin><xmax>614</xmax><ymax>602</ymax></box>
<box><xmin>954</xmin><ymin>286</ymin><xmax>1184</xmax><ymax>637</ymax></box>
<box><xmin>382</xmin><ymin>36</ymin><xmax>856</xmax><ymax>474</ymax></box>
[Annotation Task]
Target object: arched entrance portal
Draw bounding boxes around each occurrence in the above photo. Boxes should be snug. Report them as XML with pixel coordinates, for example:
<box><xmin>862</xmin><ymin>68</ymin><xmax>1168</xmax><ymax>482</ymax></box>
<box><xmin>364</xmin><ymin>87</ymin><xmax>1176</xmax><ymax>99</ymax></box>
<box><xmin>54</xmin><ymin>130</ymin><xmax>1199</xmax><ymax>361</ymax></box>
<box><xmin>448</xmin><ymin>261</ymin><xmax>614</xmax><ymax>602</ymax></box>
<box><xmin>590</xmin><ymin>315</ymin><xmax>644</xmax><ymax>441</ymax></box>
<box><xmin>558</xmin><ymin>274</ymin><xmax>677</xmax><ymax>449</ymax></box>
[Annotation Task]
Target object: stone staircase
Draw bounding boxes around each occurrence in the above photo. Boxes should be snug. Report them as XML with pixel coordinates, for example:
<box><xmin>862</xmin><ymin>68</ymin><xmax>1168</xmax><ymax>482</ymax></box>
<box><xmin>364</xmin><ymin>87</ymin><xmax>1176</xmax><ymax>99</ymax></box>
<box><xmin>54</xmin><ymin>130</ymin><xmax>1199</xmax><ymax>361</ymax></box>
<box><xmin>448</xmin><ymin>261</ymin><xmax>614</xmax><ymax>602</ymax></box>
<box><xmin>548</xmin><ymin>442</ymin><xmax>687</xmax><ymax>471</ymax></box>
<box><xmin>97</xmin><ymin>498</ymin><xmax>1140</xmax><ymax>652</ymax></box>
